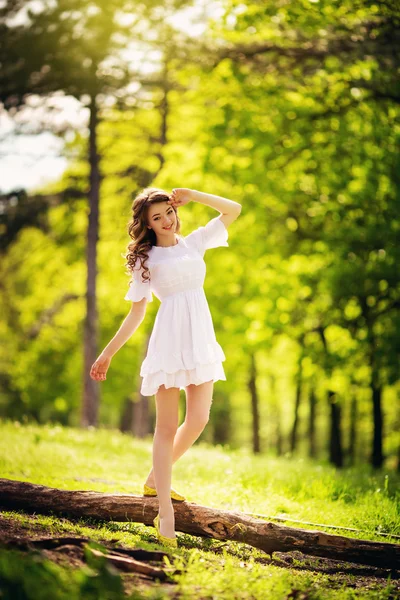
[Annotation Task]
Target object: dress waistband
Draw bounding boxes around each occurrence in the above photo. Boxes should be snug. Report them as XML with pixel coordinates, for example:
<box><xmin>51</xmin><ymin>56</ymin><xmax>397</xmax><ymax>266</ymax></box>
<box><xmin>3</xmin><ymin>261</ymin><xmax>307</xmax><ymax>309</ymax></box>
<box><xmin>161</xmin><ymin>286</ymin><xmax>205</xmax><ymax>301</ymax></box>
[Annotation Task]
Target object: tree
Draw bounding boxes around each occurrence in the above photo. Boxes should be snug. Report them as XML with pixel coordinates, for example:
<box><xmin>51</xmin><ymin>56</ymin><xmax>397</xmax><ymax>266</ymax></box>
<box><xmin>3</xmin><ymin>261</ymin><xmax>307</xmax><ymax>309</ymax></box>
<box><xmin>187</xmin><ymin>0</ymin><xmax>400</xmax><ymax>466</ymax></box>
<box><xmin>0</xmin><ymin>0</ymin><xmax>193</xmax><ymax>426</ymax></box>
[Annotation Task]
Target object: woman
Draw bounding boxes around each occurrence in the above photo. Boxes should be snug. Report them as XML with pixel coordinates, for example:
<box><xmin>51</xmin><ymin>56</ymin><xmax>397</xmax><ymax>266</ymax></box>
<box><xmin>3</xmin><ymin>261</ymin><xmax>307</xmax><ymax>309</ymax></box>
<box><xmin>90</xmin><ymin>187</ymin><xmax>241</xmax><ymax>547</ymax></box>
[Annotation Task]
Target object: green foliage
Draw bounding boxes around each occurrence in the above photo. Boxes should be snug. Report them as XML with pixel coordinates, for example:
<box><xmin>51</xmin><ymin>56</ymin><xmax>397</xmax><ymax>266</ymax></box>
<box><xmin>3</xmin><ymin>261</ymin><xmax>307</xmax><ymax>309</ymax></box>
<box><xmin>0</xmin><ymin>421</ymin><xmax>399</xmax><ymax>599</ymax></box>
<box><xmin>0</xmin><ymin>543</ymin><xmax>125</xmax><ymax>600</ymax></box>
<box><xmin>0</xmin><ymin>0</ymin><xmax>399</xmax><ymax>467</ymax></box>
<box><xmin>1</xmin><ymin>421</ymin><xmax>399</xmax><ymax>539</ymax></box>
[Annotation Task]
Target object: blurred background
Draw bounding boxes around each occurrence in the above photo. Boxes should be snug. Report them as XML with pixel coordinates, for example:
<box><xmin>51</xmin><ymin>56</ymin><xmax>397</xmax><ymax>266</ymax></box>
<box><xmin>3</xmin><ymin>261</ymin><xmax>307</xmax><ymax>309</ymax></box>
<box><xmin>0</xmin><ymin>0</ymin><xmax>399</xmax><ymax>471</ymax></box>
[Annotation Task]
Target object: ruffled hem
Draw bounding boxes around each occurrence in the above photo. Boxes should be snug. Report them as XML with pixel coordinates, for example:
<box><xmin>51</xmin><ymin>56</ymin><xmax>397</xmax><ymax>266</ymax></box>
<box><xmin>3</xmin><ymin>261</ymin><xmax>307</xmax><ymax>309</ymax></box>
<box><xmin>207</xmin><ymin>217</ymin><xmax>229</xmax><ymax>250</ymax></box>
<box><xmin>140</xmin><ymin>341</ymin><xmax>226</xmax><ymax>375</ymax></box>
<box><xmin>140</xmin><ymin>361</ymin><xmax>226</xmax><ymax>396</ymax></box>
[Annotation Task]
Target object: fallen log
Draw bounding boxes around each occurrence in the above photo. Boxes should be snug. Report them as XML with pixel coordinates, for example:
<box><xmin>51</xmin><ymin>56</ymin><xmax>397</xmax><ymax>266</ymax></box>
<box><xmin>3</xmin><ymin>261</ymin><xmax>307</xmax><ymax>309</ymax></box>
<box><xmin>87</xmin><ymin>547</ymin><xmax>173</xmax><ymax>580</ymax></box>
<box><xmin>244</xmin><ymin>511</ymin><xmax>400</xmax><ymax>540</ymax></box>
<box><xmin>0</xmin><ymin>478</ymin><xmax>398</xmax><ymax>571</ymax></box>
<box><xmin>1</xmin><ymin>535</ymin><xmax>174</xmax><ymax>581</ymax></box>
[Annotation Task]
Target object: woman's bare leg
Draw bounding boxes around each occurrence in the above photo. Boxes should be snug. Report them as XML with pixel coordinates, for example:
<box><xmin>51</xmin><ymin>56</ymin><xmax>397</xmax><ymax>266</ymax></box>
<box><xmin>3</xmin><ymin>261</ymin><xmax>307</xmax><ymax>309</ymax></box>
<box><xmin>145</xmin><ymin>380</ymin><xmax>213</xmax><ymax>488</ymax></box>
<box><xmin>152</xmin><ymin>384</ymin><xmax>180</xmax><ymax>538</ymax></box>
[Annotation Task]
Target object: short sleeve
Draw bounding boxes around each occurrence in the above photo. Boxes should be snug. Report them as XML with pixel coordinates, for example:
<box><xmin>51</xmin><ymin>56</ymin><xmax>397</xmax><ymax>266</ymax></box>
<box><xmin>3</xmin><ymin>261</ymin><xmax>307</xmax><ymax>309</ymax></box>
<box><xmin>124</xmin><ymin>259</ymin><xmax>153</xmax><ymax>303</ymax></box>
<box><xmin>185</xmin><ymin>216</ymin><xmax>229</xmax><ymax>256</ymax></box>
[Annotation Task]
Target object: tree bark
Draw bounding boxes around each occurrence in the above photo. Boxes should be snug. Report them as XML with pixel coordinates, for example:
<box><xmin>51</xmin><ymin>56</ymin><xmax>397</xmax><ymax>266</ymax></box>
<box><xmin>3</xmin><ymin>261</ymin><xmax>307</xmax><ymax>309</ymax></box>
<box><xmin>81</xmin><ymin>93</ymin><xmax>101</xmax><ymax>427</ymax></box>
<box><xmin>120</xmin><ymin>391</ymin><xmax>151</xmax><ymax>438</ymax></box>
<box><xmin>1</xmin><ymin>479</ymin><xmax>399</xmax><ymax>571</ymax></box>
<box><xmin>328</xmin><ymin>390</ymin><xmax>343</xmax><ymax>468</ymax></box>
<box><xmin>132</xmin><ymin>392</ymin><xmax>151</xmax><ymax>438</ymax></box>
<box><xmin>398</xmin><ymin>441</ymin><xmax>400</xmax><ymax>474</ymax></box>
<box><xmin>271</xmin><ymin>375</ymin><xmax>283</xmax><ymax>456</ymax></box>
<box><xmin>347</xmin><ymin>392</ymin><xmax>357</xmax><ymax>466</ymax></box>
<box><xmin>248</xmin><ymin>352</ymin><xmax>260</xmax><ymax>453</ymax></box>
<box><xmin>363</xmin><ymin>306</ymin><xmax>384</xmax><ymax>469</ymax></box>
<box><xmin>371</xmin><ymin>380</ymin><xmax>384</xmax><ymax>469</ymax></box>
<box><xmin>132</xmin><ymin>331</ymin><xmax>153</xmax><ymax>437</ymax></box>
<box><xmin>120</xmin><ymin>331</ymin><xmax>152</xmax><ymax>436</ymax></box>
<box><xmin>308</xmin><ymin>385</ymin><xmax>317</xmax><ymax>459</ymax></box>
<box><xmin>153</xmin><ymin>56</ymin><xmax>169</xmax><ymax>175</ymax></box>
<box><xmin>212</xmin><ymin>392</ymin><xmax>232</xmax><ymax>445</ymax></box>
<box><xmin>290</xmin><ymin>352</ymin><xmax>303</xmax><ymax>454</ymax></box>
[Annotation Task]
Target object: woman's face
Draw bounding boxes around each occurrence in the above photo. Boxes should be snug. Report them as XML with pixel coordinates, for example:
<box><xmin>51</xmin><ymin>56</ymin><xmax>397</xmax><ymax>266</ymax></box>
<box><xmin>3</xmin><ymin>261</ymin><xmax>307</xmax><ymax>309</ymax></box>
<box><xmin>147</xmin><ymin>201</ymin><xmax>177</xmax><ymax>240</ymax></box>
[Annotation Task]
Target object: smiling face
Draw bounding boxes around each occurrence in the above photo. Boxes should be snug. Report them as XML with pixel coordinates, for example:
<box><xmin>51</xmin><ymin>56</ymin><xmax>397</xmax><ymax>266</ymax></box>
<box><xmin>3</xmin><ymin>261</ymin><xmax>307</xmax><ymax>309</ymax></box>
<box><xmin>147</xmin><ymin>201</ymin><xmax>177</xmax><ymax>245</ymax></box>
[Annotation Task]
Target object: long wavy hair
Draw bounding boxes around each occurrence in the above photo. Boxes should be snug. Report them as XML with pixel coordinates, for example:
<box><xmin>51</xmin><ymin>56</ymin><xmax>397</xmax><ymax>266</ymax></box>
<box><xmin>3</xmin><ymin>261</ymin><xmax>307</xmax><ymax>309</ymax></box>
<box><xmin>124</xmin><ymin>187</ymin><xmax>182</xmax><ymax>285</ymax></box>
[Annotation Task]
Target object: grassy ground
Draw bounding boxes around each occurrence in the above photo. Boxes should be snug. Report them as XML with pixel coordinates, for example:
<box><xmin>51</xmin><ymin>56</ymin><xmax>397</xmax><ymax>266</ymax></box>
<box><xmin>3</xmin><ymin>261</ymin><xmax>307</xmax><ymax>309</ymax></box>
<box><xmin>0</xmin><ymin>419</ymin><xmax>399</xmax><ymax>599</ymax></box>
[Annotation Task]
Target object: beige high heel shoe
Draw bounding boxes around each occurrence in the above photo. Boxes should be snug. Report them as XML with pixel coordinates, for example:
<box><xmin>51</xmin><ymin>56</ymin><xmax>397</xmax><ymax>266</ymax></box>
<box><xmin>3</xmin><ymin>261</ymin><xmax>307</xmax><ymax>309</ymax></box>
<box><xmin>153</xmin><ymin>513</ymin><xmax>178</xmax><ymax>548</ymax></box>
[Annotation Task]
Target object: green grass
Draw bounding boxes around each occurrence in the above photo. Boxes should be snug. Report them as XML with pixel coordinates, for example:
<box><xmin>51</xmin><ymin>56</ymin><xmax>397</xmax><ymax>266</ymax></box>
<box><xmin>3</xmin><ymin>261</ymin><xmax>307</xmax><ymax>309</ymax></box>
<box><xmin>0</xmin><ymin>419</ymin><xmax>399</xmax><ymax>599</ymax></box>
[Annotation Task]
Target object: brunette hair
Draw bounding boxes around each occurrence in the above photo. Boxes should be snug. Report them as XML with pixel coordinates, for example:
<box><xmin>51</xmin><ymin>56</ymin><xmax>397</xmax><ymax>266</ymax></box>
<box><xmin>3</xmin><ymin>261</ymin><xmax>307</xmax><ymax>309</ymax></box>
<box><xmin>124</xmin><ymin>187</ymin><xmax>182</xmax><ymax>285</ymax></box>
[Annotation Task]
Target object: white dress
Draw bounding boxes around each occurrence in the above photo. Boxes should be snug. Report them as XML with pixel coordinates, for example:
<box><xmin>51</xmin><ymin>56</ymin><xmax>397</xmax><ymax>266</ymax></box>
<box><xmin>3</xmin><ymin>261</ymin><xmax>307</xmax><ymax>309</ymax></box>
<box><xmin>124</xmin><ymin>216</ymin><xmax>229</xmax><ymax>396</ymax></box>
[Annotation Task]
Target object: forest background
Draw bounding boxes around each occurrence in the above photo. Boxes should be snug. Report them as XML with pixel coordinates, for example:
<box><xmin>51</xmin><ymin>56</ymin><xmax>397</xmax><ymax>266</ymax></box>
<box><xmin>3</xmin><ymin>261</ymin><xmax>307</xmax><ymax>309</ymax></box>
<box><xmin>0</xmin><ymin>0</ymin><xmax>399</xmax><ymax>472</ymax></box>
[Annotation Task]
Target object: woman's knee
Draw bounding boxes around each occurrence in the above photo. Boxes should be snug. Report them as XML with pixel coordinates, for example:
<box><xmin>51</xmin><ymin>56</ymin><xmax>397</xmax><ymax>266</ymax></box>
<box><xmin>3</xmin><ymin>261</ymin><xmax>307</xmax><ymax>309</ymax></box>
<box><xmin>155</xmin><ymin>424</ymin><xmax>178</xmax><ymax>440</ymax></box>
<box><xmin>185</xmin><ymin>410</ymin><xmax>210</xmax><ymax>432</ymax></box>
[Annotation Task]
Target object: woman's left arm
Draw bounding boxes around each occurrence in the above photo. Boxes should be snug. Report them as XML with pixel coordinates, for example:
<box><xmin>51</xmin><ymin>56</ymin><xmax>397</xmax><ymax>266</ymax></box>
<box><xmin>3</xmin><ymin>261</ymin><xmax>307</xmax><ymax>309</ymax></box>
<box><xmin>169</xmin><ymin>188</ymin><xmax>242</xmax><ymax>228</ymax></box>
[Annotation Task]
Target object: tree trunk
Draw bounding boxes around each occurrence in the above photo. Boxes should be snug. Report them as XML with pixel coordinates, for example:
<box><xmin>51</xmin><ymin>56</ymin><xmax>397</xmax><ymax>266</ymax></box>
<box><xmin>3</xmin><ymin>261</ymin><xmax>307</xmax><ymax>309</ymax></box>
<box><xmin>132</xmin><ymin>331</ymin><xmax>152</xmax><ymax>437</ymax></box>
<box><xmin>371</xmin><ymin>380</ymin><xmax>384</xmax><ymax>468</ymax></box>
<box><xmin>120</xmin><ymin>397</ymin><xmax>134</xmax><ymax>433</ymax></box>
<box><xmin>271</xmin><ymin>375</ymin><xmax>283</xmax><ymax>456</ymax></box>
<box><xmin>155</xmin><ymin>58</ymin><xmax>168</xmax><ymax>172</ymax></box>
<box><xmin>347</xmin><ymin>392</ymin><xmax>357</xmax><ymax>466</ymax></box>
<box><xmin>212</xmin><ymin>393</ymin><xmax>232</xmax><ymax>445</ymax></box>
<box><xmin>328</xmin><ymin>390</ymin><xmax>343</xmax><ymax>468</ymax></box>
<box><xmin>248</xmin><ymin>352</ymin><xmax>260</xmax><ymax>453</ymax></box>
<box><xmin>316</xmin><ymin>326</ymin><xmax>343</xmax><ymax>466</ymax></box>
<box><xmin>397</xmin><ymin>441</ymin><xmax>400</xmax><ymax>474</ymax></box>
<box><xmin>1</xmin><ymin>478</ymin><xmax>399</xmax><ymax>570</ymax></box>
<box><xmin>120</xmin><ymin>394</ymin><xmax>151</xmax><ymax>436</ymax></box>
<box><xmin>120</xmin><ymin>331</ymin><xmax>152</xmax><ymax>435</ymax></box>
<box><xmin>290</xmin><ymin>354</ymin><xmax>303</xmax><ymax>454</ymax></box>
<box><xmin>81</xmin><ymin>94</ymin><xmax>101</xmax><ymax>427</ymax></box>
<box><xmin>364</xmin><ymin>311</ymin><xmax>384</xmax><ymax>469</ymax></box>
<box><xmin>132</xmin><ymin>393</ymin><xmax>151</xmax><ymax>438</ymax></box>
<box><xmin>151</xmin><ymin>55</ymin><xmax>170</xmax><ymax>180</ymax></box>
<box><xmin>308</xmin><ymin>385</ymin><xmax>317</xmax><ymax>459</ymax></box>
<box><xmin>397</xmin><ymin>394</ymin><xmax>400</xmax><ymax>473</ymax></box>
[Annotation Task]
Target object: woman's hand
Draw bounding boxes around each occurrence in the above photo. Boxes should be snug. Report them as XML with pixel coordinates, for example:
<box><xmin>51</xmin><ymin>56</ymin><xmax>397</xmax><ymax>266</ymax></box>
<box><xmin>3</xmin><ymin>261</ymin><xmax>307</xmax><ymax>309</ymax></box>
<box><xmin>168</xmin><ymin>188</ymin><xmax>193</xmax><ymax>208</ymax></box>
<box><xmin>90</xmin><ymin>352</ymin><xmax>112</xmax><ymax>382</ymax></box>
